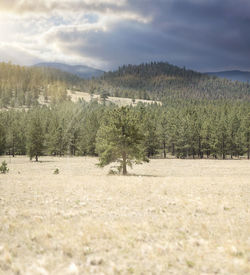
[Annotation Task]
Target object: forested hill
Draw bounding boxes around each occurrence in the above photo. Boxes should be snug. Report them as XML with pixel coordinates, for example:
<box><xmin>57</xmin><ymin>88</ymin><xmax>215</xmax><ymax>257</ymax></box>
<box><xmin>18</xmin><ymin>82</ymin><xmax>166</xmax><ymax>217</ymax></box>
<box><xmin>0</xmin><ymin>62</ymin><xmax>83</xmax><ymax>107</ymax></box>
<box><xmin>0</xmin><ymin>62</ymin><xmax>250</xmax><ymax>160</ymax></box>
<box><xmin>1</xmin><ymin>61</ymin><xmax>250</xmax><ymax>109</ymax></box>
<box><xmin>83</xmin><ymin>62</ymin><xmax>250</xmax><ymax>101</ymax></box>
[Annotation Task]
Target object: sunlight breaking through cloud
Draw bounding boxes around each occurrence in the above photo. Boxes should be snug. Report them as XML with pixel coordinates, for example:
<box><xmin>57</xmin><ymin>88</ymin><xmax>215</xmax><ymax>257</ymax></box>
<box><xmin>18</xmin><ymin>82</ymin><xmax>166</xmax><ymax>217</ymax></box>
<box><xmin>0</xmin><ymin>0</ymin><xmax>249</xmax><ymax>71</ymax></box>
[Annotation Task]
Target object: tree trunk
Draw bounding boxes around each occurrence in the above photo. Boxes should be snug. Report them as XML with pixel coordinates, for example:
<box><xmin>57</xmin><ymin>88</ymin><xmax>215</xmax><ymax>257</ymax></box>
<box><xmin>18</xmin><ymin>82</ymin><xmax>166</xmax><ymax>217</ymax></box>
<box><xmin>198</xmin><ymin>136</ymin><xmax>201</xmax><ymax>158</ymax></box>
<box><xmin>172</xmin><ymin>143</ymin><xmax>175</xmax><ymax>156</ymax></box>
<box><xmin>12</xmin><ymin>141</ymin><xmax>15</xmax><ymax>157</ymax></box>
<box><xmin>122</xmin><ymin>152</ymin><xmax>127</xmax><ymax>175</ymax></box>
<box><xmin>35</xmin><ymin>154</ymin><xmax>38</xmax><ymax>162</ymax></box>
<box><xmin>247</xmin><ymin>134</ymin><xmax>250</xmax><ymax>160</ymax></box>
<box><xmin>163</xmin><ymin>141</ymin><xmax>166</xmax><ymax>159</ymax></box>
<box><xmin>222</xmin><ymin>136</ymin><xmax>226</xmax><ymax>160</ymax></box>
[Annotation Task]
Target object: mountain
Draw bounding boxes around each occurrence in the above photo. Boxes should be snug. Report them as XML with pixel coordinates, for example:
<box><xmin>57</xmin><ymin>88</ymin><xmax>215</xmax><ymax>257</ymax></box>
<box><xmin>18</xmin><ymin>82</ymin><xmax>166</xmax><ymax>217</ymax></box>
<box><xmin>34</xmin><ymin>62</ymin><xmax>104</xmax><ymax>79</ymax></box>
<box><xmin>1</xmin><ymin>61</ymin><xmax>250</xmax><ymax>109</ymax></box>
<box><xmin>0</xmin><ymin>61</ymin><xmax>87</xmax><ymax>108</ymax></box>
<box><xmin>206</xmin><ymin>70</ymin><xmax>250</xmax><ymax>83</ymax></box>
<box><xmin>81</xmin><ymin>62</ymin><xmax>250</xmax><ymax>101</ymax></box>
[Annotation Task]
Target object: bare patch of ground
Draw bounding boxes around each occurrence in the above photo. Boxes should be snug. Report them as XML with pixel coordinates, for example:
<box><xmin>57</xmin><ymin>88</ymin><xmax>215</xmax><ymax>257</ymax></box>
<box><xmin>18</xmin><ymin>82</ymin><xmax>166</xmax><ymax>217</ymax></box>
<box><xmin>0</xmin><ymin>157</ymin><xmax>249</xmax><ymax>274</ymax></box>
<box><xmin>67</xmin><ymin>91</ymin><xmax>161</xmax><ymax>106</ymax></box>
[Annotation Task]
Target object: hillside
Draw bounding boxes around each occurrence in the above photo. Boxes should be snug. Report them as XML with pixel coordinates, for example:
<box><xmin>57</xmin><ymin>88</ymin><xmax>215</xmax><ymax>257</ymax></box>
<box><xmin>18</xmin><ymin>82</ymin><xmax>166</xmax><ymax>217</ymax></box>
<box><xmin>35</xmin><ymin>63</ymin><xmax>104</xmax><ymax>79</ymax></box>
<box><xmin>81</xmin><ymin>62</ymin><xmax>250</xmax><ymax>101</ymax></box>
<box><xmin>0</xmin><ymin>62</ymin><xmax>249</xmax><ymax>160</ymax></box>
<box><xmin>1</xmin><ymin>61</ymin><xmax>250</xmax><ymax>109</ymax></box>
<box><xmin>0</xmin><ymin>62</ymin><xmax>84</xmax><ymax>108</ymax></box>
<box><xmin>206</xmin><ymin>70</ymin><xmax>250</xmax><ymax>83</ymax></box>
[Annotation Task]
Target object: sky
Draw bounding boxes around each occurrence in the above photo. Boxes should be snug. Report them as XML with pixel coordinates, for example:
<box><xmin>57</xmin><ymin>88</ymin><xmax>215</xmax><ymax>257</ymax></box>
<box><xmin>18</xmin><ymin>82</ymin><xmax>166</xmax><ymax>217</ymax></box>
<box><xmin>0</xmin><ymin>0</ymin><xmax>249</xmax><ymax>72</ymax></box>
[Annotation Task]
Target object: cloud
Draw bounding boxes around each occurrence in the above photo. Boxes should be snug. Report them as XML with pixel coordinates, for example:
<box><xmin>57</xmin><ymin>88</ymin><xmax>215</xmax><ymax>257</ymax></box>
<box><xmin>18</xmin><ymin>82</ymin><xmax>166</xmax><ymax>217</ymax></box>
<box><xmin>0</xmin><ymin>0</ymin><xmax>149</xmax><ymax>23</ymax></box>
<box><xmin>0</xmin><ymin>0</ymin><xmax>124</xmax><ymax>13</ymax></box>
<box><xmin>0</xmin><ymin>43</ymin><xmax>41</xmax><ymax>65</ymax></box>
<box><xmin>0</xmin><ymin>0</ymin><xmax>249</xmax><ymax>71</ymax></box>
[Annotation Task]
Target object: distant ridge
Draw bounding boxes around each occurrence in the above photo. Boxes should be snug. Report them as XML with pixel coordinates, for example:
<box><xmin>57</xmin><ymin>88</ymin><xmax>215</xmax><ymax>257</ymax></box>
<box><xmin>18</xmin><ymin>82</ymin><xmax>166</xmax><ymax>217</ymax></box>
<box><xmin>206</xmin><ymin>70</ymin><xmax>250</xmax><ymax>83</ymax></box>
<box><xmin>80</xmin><ymin>62</ymin><xmax>250</xmax><ymax>101</ymax></box>
<box><xmin>34</xmin><ymin>62</ymin><xmax>104</xmax><ymax>79</ymax></box>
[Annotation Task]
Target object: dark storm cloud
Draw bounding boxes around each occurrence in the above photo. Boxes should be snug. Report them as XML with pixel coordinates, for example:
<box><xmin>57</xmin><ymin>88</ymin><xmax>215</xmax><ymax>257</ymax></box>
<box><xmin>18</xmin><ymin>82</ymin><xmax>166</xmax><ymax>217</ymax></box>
<box><xmin>2</xmin><ymin>0</ymin><xmax>249</xmax><ymax>71</ymax></box>
<box><xmin>126</xmin><ymin>0</ymin><xmax>250</xmax><ymax>71</ymax></box>
<box><xmin>47</xmin><ymin>0</ymin><xmax>250</xmax><ymax>71</ymax></box>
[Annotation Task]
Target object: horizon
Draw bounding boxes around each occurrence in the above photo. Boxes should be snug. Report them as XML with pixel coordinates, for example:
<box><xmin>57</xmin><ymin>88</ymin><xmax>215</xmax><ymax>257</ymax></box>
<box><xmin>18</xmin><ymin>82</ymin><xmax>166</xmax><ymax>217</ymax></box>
<box><xmin>0</xmin><ymin>0</ymin><xmax>249</xmax><ymax>72</ymax></box>
<box><xmin>3</xmin><ymin>60</ymin><xmax>250</xmax><ymax>74</ymax></box>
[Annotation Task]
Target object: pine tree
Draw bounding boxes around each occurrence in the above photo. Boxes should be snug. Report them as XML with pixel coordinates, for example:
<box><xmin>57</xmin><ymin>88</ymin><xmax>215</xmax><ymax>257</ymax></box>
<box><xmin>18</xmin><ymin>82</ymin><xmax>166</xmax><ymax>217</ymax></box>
<box><xmin>157</xmin><ymin>111</ymin><xmax>168</xmax><ymax>158</ymax></box>
<box><xmin>213</xmin><ymin>110</ymin><xmax>229</xmax><ymax>159</ymax></box>
<box><xmin>96</xmin><ymin>106</ymin><xmax>148</xmax><ymax>175</ymax></box>
<box><xmin>26</xmin><ymin>110</ymin><xmax>45</xmax><ymax>161</ymax></box>
<box><xmin>78</xmin><ymin>103</ymin><xmax>102</xmax><ymax>155</ymax></box>
<box><xmin>0</xmin><ymin>121</ymin><xmax>5</xmax><ymax>155</ymax></box>
<box><xmin>143</xmin><ymin>111</ymin><xmax>159</xmax><ymax>158</ymax></box>
<box><xmin>100</xmin><ymin>90</ymin><xmax>109</xmax><ymax>105</ymax></box>
<box><xmin>47</xmin><ymin>116</ymin><xmax>67</xmax><ymax>156</ymax></box>
<box><xmin>243</xmin><ymin>111</ymin><xmax>250</xmax><ymax>159</ymax></box>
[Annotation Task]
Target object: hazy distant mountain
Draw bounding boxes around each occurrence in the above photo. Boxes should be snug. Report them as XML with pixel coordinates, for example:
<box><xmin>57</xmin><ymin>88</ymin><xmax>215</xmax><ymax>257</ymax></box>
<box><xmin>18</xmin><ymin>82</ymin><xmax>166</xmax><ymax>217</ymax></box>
<box><xmin>206</xmin><ymin>70</ymin><xmax>250</xmax><ymax>83</ymax></box>
<box><xmin>34</xmin><ymin>62</ymin><xmax>104</xmax><ymax>79</ymax></box>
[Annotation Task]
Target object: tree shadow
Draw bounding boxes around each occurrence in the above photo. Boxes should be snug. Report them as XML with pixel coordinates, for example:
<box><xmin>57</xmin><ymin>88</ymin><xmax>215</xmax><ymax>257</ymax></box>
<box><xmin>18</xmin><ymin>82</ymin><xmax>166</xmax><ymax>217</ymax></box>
<box><xmin>126</xmin><ymin>173</ymin><xmax>164</xmax><ymax>178</ymax></box>
<box><xmin>33</xmin><ymin>160</ymin><xmax>56</xmax><ymax>163</ymax></box>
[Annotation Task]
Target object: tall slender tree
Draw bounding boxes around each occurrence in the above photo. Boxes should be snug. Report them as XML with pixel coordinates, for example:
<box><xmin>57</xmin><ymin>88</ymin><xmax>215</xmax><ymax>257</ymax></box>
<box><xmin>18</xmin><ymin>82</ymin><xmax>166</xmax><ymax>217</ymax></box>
<box><xmin>26</xmin><ymin>110</ymin><xmax>45</xmax><ymax>161</ymax></box>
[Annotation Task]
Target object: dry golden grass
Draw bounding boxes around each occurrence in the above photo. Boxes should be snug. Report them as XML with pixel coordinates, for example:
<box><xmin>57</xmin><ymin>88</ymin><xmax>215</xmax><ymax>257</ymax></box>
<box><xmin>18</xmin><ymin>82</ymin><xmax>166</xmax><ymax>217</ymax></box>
<box><xmin>68</xmin><ymin>91</ymin><xmax>161</xmax><ymax>106</ymax></box>
<box><xmin>0</xmin><ymin>156</ymin><xmax>249</xmax><ymax>274</ymax></box>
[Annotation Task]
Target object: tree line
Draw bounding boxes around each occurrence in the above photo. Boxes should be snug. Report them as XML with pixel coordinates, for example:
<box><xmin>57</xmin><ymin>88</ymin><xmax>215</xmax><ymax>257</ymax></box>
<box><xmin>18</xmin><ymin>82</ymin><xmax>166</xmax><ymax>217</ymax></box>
<box><xmin>0</xmin><ymin>100</ymin><xmax>249</xmax><ymax>163</ymax></box>
<box><xmin>83</xmin><ymin>62</ymin><xmax>250</xmax><ymax>101</ymax></box>
<box><xmin>0</xmin><ymin>62</ymin><xmax>83</xmax><ymax>108</ymax></box>
<box><xmin>1</xmin><ymin>61</ymin><xmax>250</xmax><ymax>108</ymax></box>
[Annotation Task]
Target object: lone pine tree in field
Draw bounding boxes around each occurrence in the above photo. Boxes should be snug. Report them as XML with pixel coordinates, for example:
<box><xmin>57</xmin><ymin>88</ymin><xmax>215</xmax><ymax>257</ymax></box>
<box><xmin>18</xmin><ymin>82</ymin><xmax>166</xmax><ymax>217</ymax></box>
<box><xmin>96</xmin><ymin>106</ymin><xmax>148</xmax><ymax>175</ymax></box>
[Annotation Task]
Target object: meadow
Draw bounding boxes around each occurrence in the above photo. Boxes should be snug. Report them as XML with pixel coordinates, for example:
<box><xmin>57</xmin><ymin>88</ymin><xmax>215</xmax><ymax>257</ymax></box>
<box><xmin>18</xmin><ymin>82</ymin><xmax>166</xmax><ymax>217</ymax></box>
<box><xmin>0</xmin><ymin>156</ymin><xmax>249</xmax><ymax>274</ymax></box>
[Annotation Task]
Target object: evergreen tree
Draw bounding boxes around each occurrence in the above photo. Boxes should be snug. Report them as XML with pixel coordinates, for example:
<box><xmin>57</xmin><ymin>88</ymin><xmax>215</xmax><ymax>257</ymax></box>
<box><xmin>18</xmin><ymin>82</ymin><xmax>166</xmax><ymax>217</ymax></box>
<box><xmin>26</xmin><ymin>110</ymin><xmax>45</xmax><ymax>161</ymax></box>
<box><xmin>0</xmin><ymin>121</ymin><xmax>5</xmax><ymax>155</ymax></box>
<box><xmin>100</xmin><ymin>90</ymin><xmax>109</xmax><ymax>105</ymax></box>
<box><xmin>157</xmin><ymin>111</ymin><xmax>168</xmax><ymax>158</ymax></box>
<box><xmin>47</xmin><ymin>116</ymin><xmax>67</xmax><ymax>156</ymax></box>
<box><xmin>78</xmin><ymin>102</ymin><xmax>104</xmax><ymax>156</ymax></box>
<box><xmin>243</xmin><ymin>111</ymin><xmax>250</xmax><ymax>159</ymax></box>
<box><xmin>96</xmin><ymin>106</ymin><xmax>148</xmax><ymax>175</ymax></box>
<box><xmin>143</xmin><ymin>111</ymin><xmax>159</xmax><ymax>158</ymax></box>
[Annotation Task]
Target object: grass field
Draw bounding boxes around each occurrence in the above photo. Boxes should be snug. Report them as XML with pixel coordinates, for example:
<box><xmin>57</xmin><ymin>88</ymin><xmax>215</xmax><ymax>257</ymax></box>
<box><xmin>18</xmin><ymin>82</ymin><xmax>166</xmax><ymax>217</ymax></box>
<box><xmin>67</xmin><ymin>91</ymin><xmax>161</xmax><ymax>106</ymax></box>
<box><xmin>0</xmin><ymin>156</ymin><xmax>249</xmax><ymax>274</ymax></box>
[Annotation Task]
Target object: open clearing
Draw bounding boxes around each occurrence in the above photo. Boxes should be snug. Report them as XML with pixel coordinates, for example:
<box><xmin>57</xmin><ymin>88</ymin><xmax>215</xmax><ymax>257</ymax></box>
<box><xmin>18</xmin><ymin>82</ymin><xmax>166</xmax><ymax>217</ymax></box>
<box><xmin>67</xmin><ymin>91</ymin><xmax>161</xmax><ymax>106</ymax></box>
<box><xmin>0</xmin><ymin>157</ymin><xmax>249</xmax><ymax>274</ymax></box>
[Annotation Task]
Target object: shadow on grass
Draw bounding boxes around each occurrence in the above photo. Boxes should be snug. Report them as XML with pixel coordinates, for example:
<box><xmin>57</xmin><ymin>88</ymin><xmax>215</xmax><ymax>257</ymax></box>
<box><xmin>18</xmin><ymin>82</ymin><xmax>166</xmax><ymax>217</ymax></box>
<box><xmin>128</xmin><ymin>174</ymin><xmax>164</xmax><ymax>178</ymax></box>
<box><xmin>108</xmin><ymin>173</ymin><xmax>164</xmax><ymax>177</ymax></box>
<box><xmin>33</xmin><ymin>160</ymin><xmax>56</xmax><ymax>163</ymax></box>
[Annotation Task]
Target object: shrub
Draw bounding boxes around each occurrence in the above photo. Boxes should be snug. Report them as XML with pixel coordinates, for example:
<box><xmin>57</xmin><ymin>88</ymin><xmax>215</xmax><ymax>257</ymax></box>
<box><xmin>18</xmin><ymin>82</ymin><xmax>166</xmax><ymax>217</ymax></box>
<box><xmin>108</xmin><ymin>169</ymin><xmax>119</xmax><ymax>175</ymax></box>
<box><xmin>0</xmin><ymin>161</ymin><xmax>9</xmax><ymax>174</ymax></box>
<box><xmin>53</xmin><ymin>168</ymin><xmax>59</xmax><ymax>174</ymax></box>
